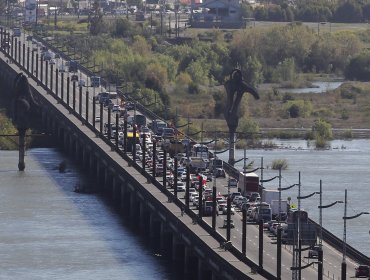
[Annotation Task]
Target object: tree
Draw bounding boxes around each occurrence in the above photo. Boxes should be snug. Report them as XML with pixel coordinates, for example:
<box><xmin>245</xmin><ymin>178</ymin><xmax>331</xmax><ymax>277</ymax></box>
<box><xmin>312</xmin><ymin>119</ymin><xmax>333</xmax><ymax>140</ymax></box>
<box><xmin>333</xmin><ymin>1</ymin><xmax>363</xmax><ymax>23</ymax></box>
<box><xmin>88</xmin><ymin>0</ymin><xmax>104</xmax><ymax>35</ymax></box>
<box><xmin>344</xmin><ymin>51</ymin><xmax>370</xmax><ymax>81</ymax></box>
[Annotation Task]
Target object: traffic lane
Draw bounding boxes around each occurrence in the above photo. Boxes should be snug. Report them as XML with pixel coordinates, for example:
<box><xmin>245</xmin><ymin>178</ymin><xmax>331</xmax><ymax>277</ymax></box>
<box><xmin>203</xmin><ymin>214</ymin><xmax>319</xmax><ymax>280</ymax></box>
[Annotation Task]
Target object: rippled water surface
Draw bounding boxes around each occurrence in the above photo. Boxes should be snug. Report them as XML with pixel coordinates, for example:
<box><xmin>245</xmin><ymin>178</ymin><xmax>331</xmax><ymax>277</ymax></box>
<box><xmin>219</xmin><ymin>139</ymin><xmax>370</xmax><ymax>257</ymax></box>
<box><xmin>0</xmin><ymin>148</ymin><xmax>178</xmax><ymax>280</ymax></box>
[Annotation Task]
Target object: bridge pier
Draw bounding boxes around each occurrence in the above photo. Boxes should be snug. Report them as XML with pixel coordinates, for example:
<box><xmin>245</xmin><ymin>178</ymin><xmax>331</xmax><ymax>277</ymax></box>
<box><xmin>149</xmin><ymin>214</ymin><xmax>161</xmax><ymax>250</ymax></box>
<box><xmin>172</xmin><ymin>235</ymin><xmax>185</xmax><ymax>269</ymax></box>
<box><xmin>184</xmin><ymin>247</ymin><xmax>198</xmax><ymax>279</ymax></box>
<box><xmin>111</xmin><ymin>177</ymin><xmax>120</xmax><ymax>206</ymax></box>
<box><xmin>160</xmin><ymin>224</ymin><xmax>172</xmax><ymax>257</ymax></box>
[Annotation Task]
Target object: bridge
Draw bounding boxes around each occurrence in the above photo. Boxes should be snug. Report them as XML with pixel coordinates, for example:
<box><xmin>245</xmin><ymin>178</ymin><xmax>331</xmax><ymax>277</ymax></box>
<box><xmin>0</xmin><ymin>26</ymin><xmax>368</xmax><ymax>280</ymax></box>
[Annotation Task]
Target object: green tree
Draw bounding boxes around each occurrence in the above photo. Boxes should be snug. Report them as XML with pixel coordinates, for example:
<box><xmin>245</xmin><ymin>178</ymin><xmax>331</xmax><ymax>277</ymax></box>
<box><xmin>312</xmin><ymin>119</ymin><xmax>333</xmax><ymax>140</ymax></box>
<box><xmin>333</xmin><ymin>1</ymin><xmax>363</xmax><ymax>23</ymax></box>
<box><xmin>344</xmin><ymin>51</ymin><xmax>370</xmax><ymax>81</ymax></box>
<box><xmin>88</xmin><ymin>0</ymin><xmax>104</xmax><ymax>35</ymax></box>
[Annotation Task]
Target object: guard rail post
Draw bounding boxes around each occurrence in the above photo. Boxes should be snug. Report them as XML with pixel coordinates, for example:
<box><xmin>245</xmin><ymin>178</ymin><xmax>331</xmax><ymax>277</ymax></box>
<box><xmin>123</xmin><ymin>118</ymin><xmax>127</xmax><ymax>153</ymax></box>
<box><xmin>40</xmin><ymin>54</ymin><xmax>43</xmax><ymax>84</ymax></box>
<box><xmin>242</xmin><ymin>208</ymin><xmax>247</xmax><ymax>255</ymax></box>
<box><xmin>133</xmin><ymin>124</ymin><xmax>137</xmax><ymax>160</ymax></box>
<box><xmin>35</xmin><ymin>53</ymin><xmax>39</xmax><ymax>82</ymax></box>
<box><xmin>22</xmin><ymin>42</ymin><xmax>25</xmax><ymax>67</ymax></box>
<box><xmin>61</xmin><ymin>72</ymin><xmax>64</xmax><ymax>103</ymax></box>
<box><xmin>79</xmin><ymin>85</ymin><xmax>82</xmax><ymax>117</ymax></box>
<box><xmin>31</xmin><ymin>50</ymin><xmax>34</xmax><ymax>78</ymax></box>
<box><xmin>50</xmin><ymin>63</ymin><xmax>53</xmax><ymax>93</ymax></box>
<box><xmin>115</xmin><ymin>113</ymin><xmax>119</xmax><ymax>150</ymax></box>
<box><xmin>92</xmin><ymin>97</ymin><xmax>96</xmax><ymax>130</ymax></box>
<box><xmin>163</xmin><ymin>149</ymin><xmax>167</xmax><ymax>188</ymax></box>
<box><xmin>66</xmin><ymin>76</ymin><xmax>70</xmax><ymax>107</ymax></box>
<box><xmin>185</xmin><ymin>164</ymin><xmax>190</xmax><ymax>209</ymax></box>
<box><xmin>277</xmin><ymin>226</ymin><xmax>282</xmax><ymax>280</ymax></box>
<box><xmin>142</xmin><ymin>134</ymin><xmax>146</xmax><ymax>170</ymax></box>
<box><xmin>174</xmin><ymin>157</ymin><xmax>178</xmax><ymax>198</ymax></box>
<box><xmin>26</xmin><ymin>45</ymin><xmax>29</xmax><ymax>73</ymax></box>
<box><xmin>107</xmin><ymin>107</ymin><xmax>112</xmax><ymax>140</ymax></box>
<box><xmin>55</xmin><ymin>68</ymin><xmax>59</xmax><ymax>98</ymax></box>
<box><xmin>18</xmin><ymin>40</ymin><xmax>21</xmax><ymax>65</ymax></box>
<box><xmin>45</xmin><ymin>60</ymin><xmax>49</xmax><ymax>91</ymax></box>
<box><xmin>85</xmin><ymin>89</ymin><xmax>89</xmax><ymax>124</ymax></box>
<box><xmin>212</xmin><ymin>183</ymin><xmax>217</xmax><ymax>230</ymax></box>
<box><xmin>14</xmin><ymin>37</ymin><xmax>17</xmax><ymax>62</ymax></box>
<box><xmin>259</xmin><ymin>219</ymin><xmax>264</xmax><ymax>271</ymax></box>
<box><xmin>152</xmin><ymin>140</ymin><xmax>156</xmax><ymax>178</ymax></box>
<box><xmin>99</xmin><ymin>102</ymin><xmax>103</xmax><ymax>136</ymax></box>
<box><xmin>72</xmin><ymin>80</ymin><xmax>76</xmax><ymax>111</ymax></box>
<box><xmin>198</xmin><ymin>175</ymin><xmax>203</xmax><ymax>220</ymax></box>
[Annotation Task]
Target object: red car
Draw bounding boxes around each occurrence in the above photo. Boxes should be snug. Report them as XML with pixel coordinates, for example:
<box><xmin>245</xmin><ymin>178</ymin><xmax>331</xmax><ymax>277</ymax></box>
<box><xmin>355</xmin><ymin>265</ymin><xmax>369</xmax><ymax>278</ymax></box>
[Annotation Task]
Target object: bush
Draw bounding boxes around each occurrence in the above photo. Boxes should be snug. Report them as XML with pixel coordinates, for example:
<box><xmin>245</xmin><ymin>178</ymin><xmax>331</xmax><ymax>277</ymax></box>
<box><xmin>342</xmin><ymin>129</ymin><xmax>353</xmax><ymax>139</ymax></box>
<box><xmin>271</xmin><ymin>159</ymin><xmax>288</xmax><ymax>170</ymax></box>
<box><xmin>188</xmin><ymin>82</ymin><xmax>200</xmax><ymax>95</ymax></box>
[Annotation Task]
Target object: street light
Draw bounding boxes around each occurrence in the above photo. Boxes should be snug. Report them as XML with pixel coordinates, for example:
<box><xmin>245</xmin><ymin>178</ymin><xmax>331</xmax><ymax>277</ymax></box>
<box><xmin>341</xmin><ymin>189</ymin><xmax>369</xmax><ymax>280</ymax></box>
<box><xmin>317</xmin><ymin>179</ymin><xmax>343</xmax><ymax>280</ymax></box>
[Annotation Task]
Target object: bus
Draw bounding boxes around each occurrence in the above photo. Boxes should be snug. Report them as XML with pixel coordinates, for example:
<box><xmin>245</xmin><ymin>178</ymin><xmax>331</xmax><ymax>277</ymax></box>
<box><xmin>191</xmin><ymin>144</ymin><xmax>209</xmax><ymax>160</ymax></box>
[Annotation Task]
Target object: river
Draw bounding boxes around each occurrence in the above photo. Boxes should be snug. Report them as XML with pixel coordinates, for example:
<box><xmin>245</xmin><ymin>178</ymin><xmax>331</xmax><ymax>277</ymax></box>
<box><xmin>0</xmin><ymin>148</ymin><xmax>179</xmax><ymax>280</ymax></box>
<box><xmin>218</xmin><ymin>139</ymin><xmax>370</xmax><ymax>257</ymax></box>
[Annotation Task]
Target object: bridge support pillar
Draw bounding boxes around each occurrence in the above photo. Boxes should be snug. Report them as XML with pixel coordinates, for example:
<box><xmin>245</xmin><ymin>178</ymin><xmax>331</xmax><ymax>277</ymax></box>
<box><xmin>112</xmin><ymin>177</ymin><xmax>120</xmax><ymax>206</ymax></box>
<box><xmin>139</xmin><ymin>202</ymin><xmax>147</xmax><ymax>233</ymax></box>
<box><xmin>129</xmin><ymin>191</ymin><xmax>138</xmax><ymax>222</ymax></box>
<box><xmin>160</xmin><ymin>223</ymin><xmax>172</xmax><ymax>256</ymax></box>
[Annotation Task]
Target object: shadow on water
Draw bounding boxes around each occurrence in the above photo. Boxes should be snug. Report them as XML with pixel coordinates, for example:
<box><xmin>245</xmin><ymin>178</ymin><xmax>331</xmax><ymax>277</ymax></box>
<box><xmin>30</xmin><ymin>147</ymin><xmax>184</xmax><ymax>280</ymax></box>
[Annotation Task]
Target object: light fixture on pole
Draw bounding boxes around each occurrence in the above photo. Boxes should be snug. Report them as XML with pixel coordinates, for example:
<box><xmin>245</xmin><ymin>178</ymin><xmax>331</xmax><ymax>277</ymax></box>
<box><xmin>341</xmin><ymin>189</ymin><xmax>369</xmax><ymax>280</ymax></box>
<box><xmin>317</xmin><ymin>179</ymin><xmax>343</xmax><ymax>280</ymax></box>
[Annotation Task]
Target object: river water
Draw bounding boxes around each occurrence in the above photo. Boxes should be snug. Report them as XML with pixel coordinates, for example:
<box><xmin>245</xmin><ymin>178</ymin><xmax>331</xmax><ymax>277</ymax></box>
<box><xmin>0</xmin><ymin>148</ymin><xmax>178</xmax><ymax>280</ymax></box>
<box><xmin>280</xmin><ymin>81</ymin><xmax>343</xmax><ymax>94</ymax></box>
<box><xmin>218</xmin><ymin>139</ymin><xmax>370</xmax><ymax>257</ymax></box>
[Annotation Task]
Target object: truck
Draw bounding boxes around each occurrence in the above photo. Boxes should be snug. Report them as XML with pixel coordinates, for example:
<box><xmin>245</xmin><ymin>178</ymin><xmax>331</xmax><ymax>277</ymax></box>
<box><xmin>270</xmin><ymin>200</ymin><xmax>289</xmax><ymax>221</ymax></box>
<box><xmin>238</xmin><ymin>172</ymin><xmax>260</xmax><ymax>197</ymax></box>
<box><xmin>188</xmin><ymin>157</ymin><xmax>207</xmax><ymax>173</ymax></box>
<box><xmin>251</xmin><ymin>202</ymin><xmax>272</xmax><ymax>223</ymax></box>
<box><xmin>262</xmin><ymin>189</ymin><xmax>280</xmax><ymax>205</ymax></box>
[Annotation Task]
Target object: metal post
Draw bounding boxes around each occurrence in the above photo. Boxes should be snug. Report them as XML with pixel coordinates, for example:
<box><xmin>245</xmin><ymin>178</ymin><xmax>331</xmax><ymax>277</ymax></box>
<box><xmin>14</xmin><ymin>38</ymin><xmax>17</xmax><ymax>62</ymax></box>
<box><xmin>92</xmin><ymin>97</ymin><xmax>96</xmax><ymax>129</ymax></box>
<box><xmin>277</xmin><ymin>226</ymin><xmax>282</xmax><ymax>280</ymax></box>
<box><xmin>31</xmin><ymin>50</ymin><xmax>34</xmax><ymax>77</ymax></box>
<box><xmin>55</xmin><ymin>68</ymin><xmax>59</xmax><ymax>97</ymax></box>
<box><xmin>115</xmin><ymin>113</ymin><xmax>119</xmax><ymax>149</ymax></box>
<box><xmin>123</xmin><ymin>118</ymin><xmax>127</xmax><ymax>153</ymax></box>
<box><xmin>85</xmin><ymin>90</ymin><xmax>89</xmax><ymax>123</ymax></box>
<box><xmin>212</xmin><ymin>184</ymin><xmax>217</xmax><ymax>230</ymax></box>
<box><xmin>198</xmin><ymin>175</ymin><xmax>203</xmax><ymax>220</ymax></box>
<box><xmin>107</xmin><ymin>107</ymin><xmax>112</xmax><ymax>139</ymax></box>
<box><xmin>40</xmin><ymin>54</ymin><xmax>43</xmax><ymax>84</ymax></box>
<box><xmin>259</xmin><ymin>219</ymin><xmax>263</xmax><ymax>270</ymax></box>
<box><xmin>163</xmin><ymin>149</ymin><xmax>167</xmax><ymax>187</ymax></box>
<box><xmin>22</xmin><ymin>43</ymin><xmax>25</xmax><ymax>67</ymax></box>
<box><xmin>226</xmin><ymin>182</ymin><xmax>231</xmax><ymax>241</ymax></box>
<box><xmin>99</xmin><ymin>102</ymin><xmax>103</xmax><ymax>135</ymax></box>
<box><xmin>26</xmin><ymin>46</ymin><xmax>29</xmax><ymax>72</ymax></box>
<box><xmin>185</xmin><ymin>163</ymin><xmax>190</xmax><ymax>209</ymax></box>
<box><xmin>278</xmin><ymin>167</ymin><xmax>282</xmax><ymax>223</ymax></box>
<box><xmin>152</xmin><ymin>141</ymin><xmax>156</xmax><ymax>177</ymax></box>
<box><xmin>242</xmin><ymin>207</ymin><xmax>247</xmax><ymax>255</ymax></box>
<box><xmin>133</xmin><ymin>124</ymin><xmax>137</xmax><ymax>159</ymax></box>
<box><xmin>174</xmin><ymin>157</ymin><xmax>178</xmax><ymax>198</ymax></box>
<box><xmin>61</xmin><ymin>72</ymin><xmax>64</xmax><ymax>102</ymax></box>
<box><xmin>45</xmin><ymin>60</ymin><xmax>49</xmax><ymax>90</ymax></box>
<box><xmin>72</xmin><ymin>81</ymin><xmax>76</xmax><ymax>112</ymax></box>
<box><xmin>35</xmin><ymin>53</ymin><xmax>39</xmax><ymax>80</ymax></box>
<box><xmin>50</xmin><ymin>64</ymin><xmax>53</xmax><ymax>93</ymax></box>
<box><xmin>142</xmin><ymin>133</ymin><xmax>146</xmax><ymax>170</ymax></box>
<box><xmin>79</xmin><ymin>85</ymin><xmax>82</xmax><ymax>116</ymax></box>
<box><xmin>342</xmin><ymin>189</ymin><xmax>347</xmax><ymax>280</ymax></box>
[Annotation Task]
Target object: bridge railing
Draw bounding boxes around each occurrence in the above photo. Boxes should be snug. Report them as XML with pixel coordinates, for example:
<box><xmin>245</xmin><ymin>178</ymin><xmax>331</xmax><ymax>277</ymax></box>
<box><xmin>2</xmin><ymin>28</ymin><xmax>368</xmax><ymax>278</ymax></box>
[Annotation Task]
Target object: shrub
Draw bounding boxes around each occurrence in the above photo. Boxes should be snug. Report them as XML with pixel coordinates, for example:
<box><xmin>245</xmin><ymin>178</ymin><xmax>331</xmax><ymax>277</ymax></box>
<box><xmin>271</xmin><ymin>159</ymin><xmax>288</xmax><ymax>170</ymax></box>
<box><xmin>342</xmin><ymin>129</ymin><xmax>353</xmax><ymax>139</ymax></box>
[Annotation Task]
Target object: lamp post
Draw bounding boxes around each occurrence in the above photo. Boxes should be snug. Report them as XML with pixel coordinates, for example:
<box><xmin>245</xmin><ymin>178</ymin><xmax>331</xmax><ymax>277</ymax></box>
<box><xmin>341</xmin><ymin>189</ymin><xmax>369</xmax><ymax>280</ymax></box>
<box><xmin>317</xmin><ymin>179</ymin><xmax>343</xmax><ymax>280</ymax></box>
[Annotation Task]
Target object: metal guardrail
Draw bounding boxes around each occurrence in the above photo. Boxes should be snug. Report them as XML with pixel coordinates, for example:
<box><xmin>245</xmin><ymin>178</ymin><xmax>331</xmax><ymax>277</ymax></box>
<box><xmin>25</xmin><ymin>32</ymin><xmax>369</xmax><ymax>268</ymax></box>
